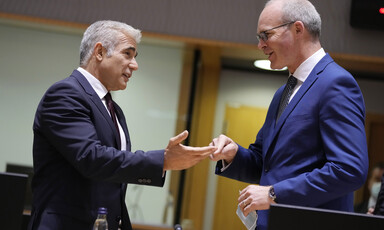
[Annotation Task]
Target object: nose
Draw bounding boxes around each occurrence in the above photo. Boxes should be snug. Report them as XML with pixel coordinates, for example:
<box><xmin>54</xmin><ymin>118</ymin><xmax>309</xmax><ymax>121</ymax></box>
<box><xmin>129</xmin><ymin>58</ymin><xmax>138</xmax><ymax>71</ymax></box>
<box><xmin>257</xmin><ymin>40</ymin><xmax>266</xmax><ymax>50</ymax></box>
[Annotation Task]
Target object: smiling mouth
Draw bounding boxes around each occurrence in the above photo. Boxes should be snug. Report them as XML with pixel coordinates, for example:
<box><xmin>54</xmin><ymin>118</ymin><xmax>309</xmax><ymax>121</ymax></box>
<box><xmin>123</xmin><ymin>73</ymin><xmax>130</xmax><ymax>81</ymax></box>
<box><xmin>266</xmin><ymin>51</ymin><xmax>274</xmax><ymax>60</ymax></box>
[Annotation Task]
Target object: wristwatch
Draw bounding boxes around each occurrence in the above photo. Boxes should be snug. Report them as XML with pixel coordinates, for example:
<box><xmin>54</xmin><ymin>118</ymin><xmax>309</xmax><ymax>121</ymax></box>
<box><xmin>269</xmin><ymin>186</ymin><xmax>276</xmax><ymax>201</ymax></box>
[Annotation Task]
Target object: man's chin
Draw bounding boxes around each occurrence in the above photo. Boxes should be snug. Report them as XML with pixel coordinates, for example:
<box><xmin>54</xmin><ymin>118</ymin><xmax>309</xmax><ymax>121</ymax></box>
<box><xmin>270</xmin><ymin>63</ymin><xmax>285</xmax><ymax>70</ymax></box>
<box><xmin>115</xmin><ymin>83</ymin><xmax>128</xmax><ymax>91</ymax></box>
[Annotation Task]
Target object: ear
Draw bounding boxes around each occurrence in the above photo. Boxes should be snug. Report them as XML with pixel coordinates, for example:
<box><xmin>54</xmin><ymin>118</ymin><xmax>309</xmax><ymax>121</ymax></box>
<box><xmin>94</xmin><ymin>42</ymin><xmax>104</xmax><ymax>61</ymax></box>
<box><xmin>293</xmin><ymin>21</ymin><xmax>305</xmax><ymax>36</ymax></box>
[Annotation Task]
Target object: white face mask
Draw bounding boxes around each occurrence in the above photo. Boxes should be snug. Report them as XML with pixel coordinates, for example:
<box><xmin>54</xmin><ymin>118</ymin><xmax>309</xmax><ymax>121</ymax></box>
<box><xmin>236</xmin><ymin>205</ymin><xmax>257</xmax><ymax>230</ymax></box>
<box><xmin>371</xmin><ymin>182</ymin><xmax>382</xmax><ymax>199</ymax></box>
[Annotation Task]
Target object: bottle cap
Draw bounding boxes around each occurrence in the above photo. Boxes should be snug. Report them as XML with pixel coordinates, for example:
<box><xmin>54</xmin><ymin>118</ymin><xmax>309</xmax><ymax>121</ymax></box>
<box><xmin>97</xmin><ymin>207</ymin><xmax>108</xmax><ymax>215</ymax></box>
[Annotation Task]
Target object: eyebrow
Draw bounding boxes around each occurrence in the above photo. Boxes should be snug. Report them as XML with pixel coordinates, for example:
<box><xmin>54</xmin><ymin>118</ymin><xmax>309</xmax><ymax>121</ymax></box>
<box><xmin>124</xmin><ymin>47</ymin><xmax>138</xmax><ymax>57</ymax></box>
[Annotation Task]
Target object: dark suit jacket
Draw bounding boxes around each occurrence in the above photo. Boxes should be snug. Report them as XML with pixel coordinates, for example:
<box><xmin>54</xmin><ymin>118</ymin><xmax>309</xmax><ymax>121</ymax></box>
<box><xmin>29</xmin><ymin>70</ymin><xmax>165</xmax><ymax>230</ymax></box>
<box><xmin>216</xmin><ymin>54</ymin><xmax>368</xmax><ymax>230</ymax></box>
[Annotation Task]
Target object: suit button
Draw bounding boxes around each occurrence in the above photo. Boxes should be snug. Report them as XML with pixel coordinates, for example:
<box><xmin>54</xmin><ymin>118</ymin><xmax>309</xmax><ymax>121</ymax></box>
<box><xmin>147</xmin><ymin>179</ymin><xmax>152</xmax><ymax>183</ymax></box>
<box><xmin>264</xmin><ymin>168</ymin><xmax>269</xmax><ymax>172</ymax></box>
<box><xmin>138</xmin><ymin>179</ymin><xmax>143</xmax><ymax>183</ymax></box>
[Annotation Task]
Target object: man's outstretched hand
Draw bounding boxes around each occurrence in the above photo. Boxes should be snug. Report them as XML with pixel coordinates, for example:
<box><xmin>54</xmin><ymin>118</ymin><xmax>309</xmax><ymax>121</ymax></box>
<box><xmin>163</xmin><ymin>130</ymin><xmax>217</xmax><ymax>171</ymax></box>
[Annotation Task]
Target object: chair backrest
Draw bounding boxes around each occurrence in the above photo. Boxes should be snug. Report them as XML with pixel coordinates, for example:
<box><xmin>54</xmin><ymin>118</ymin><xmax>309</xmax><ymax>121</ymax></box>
<box><xmin>6</xmin><ymin>163</ymin><xmax>34</xmax><ymax>210</ymax></box>
<box><xmin>0</xmin><ymin>172</ymin><xmax>28</xmax><ymax>230</ymax></box>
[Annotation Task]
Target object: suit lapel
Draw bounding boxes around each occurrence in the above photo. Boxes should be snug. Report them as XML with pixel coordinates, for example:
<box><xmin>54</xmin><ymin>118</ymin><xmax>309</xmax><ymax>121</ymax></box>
<box><xmin>264</xmin><ymin>54</ymin><xmax>334</xmax><ymax>156</ymax></box>
<box><xmin>71</xmin><ymin>70</ymin><xmax>122</xmax><ymax>149</ymax></box>
<box><xmin>114</xmin><ymin>103</ymin><xmax>131</xmax><ymax>151</ymax></box>
<box><xmin>273</xmin><ymin>73</ymin><xmax>318</xmax><ymax>132</ymax></box>
<box><xmin>262</xmin><ymin>87</ymin><xmax>283</xmax><ymax>150</ymax></box>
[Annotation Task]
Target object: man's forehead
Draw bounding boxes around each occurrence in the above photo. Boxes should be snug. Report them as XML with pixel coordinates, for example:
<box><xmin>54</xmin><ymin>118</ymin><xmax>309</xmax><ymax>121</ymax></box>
<box><xmin>258</xmin><ymin>6</ymin><xmax>282</xmax><ymax>31</ymax></box>
<box><xmin>116</xmin><ymin>33</ymin><xmax>138</xmax><ymax>50</ymax></box>
<box><xmin>120</xmin><ymin>33</ymin><xmax>137</xmax><ymax>45</ymax></box>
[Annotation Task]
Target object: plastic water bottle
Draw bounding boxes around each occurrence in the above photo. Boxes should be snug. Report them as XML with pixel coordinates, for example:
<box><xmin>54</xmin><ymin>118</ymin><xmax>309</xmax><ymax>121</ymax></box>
<box><xmin>93</xmin><ymin>207</ymin><xmax>108</xmax><ymax>230</ymax></box>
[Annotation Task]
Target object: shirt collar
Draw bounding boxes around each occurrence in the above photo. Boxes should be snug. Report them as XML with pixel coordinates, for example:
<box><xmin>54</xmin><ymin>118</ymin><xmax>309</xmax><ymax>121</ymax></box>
<box><xmin>292</xmin><ymin>48</ymin><xmax>326</xmax><ymax>83</ymax></box>
<box><xmin>77</xmin><ymin>67</ymin><xmax>108</xmax><ymax>99</ymax></box>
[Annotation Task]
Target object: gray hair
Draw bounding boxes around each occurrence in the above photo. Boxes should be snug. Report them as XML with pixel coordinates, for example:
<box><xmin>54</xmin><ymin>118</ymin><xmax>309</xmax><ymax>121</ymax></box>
<box><xmin>79</xmin><ymin>20</ymin><xmax>142</xmax><ymax>66</ymax></box>
<box><xmin>266</xmin><ymin>0</ymin><xmax>321</xmax><ymax>40</ymax></box>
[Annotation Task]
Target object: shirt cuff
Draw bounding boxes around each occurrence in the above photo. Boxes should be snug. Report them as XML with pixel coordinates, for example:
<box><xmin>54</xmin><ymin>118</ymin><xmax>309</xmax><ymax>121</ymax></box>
<box><xmin>220</xmin><ymin>159</ymin><xmax>232</xmax><ymax>172</ymax></box>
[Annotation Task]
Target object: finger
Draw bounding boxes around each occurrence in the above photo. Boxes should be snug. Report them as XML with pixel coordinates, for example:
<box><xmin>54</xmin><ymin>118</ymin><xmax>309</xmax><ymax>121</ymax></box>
<box><xmin>239</xmin><ymin>199</ymin><xmax>249</xmax><ymax>214</ymax></box>
<box><xmin>241</xmin><ymin>199</ymin><xmax>248</xmax><ymax>207</ymax></box>
<box><xmin>209</xmin><ymin>153</ymin><xmax>221</xmax><ymax>161</ymax></box>
<box><xmin>239</xmin><ymin>187</ymin><xmax>247</xmax><ymax>198</ymax></box>
<box><xmin>211</xmin><ymin>138</ymin><xmax>218</xmax><ymax>146</ymax></box>
<box><xmin>212</xmin><ymin>137</ymin><xmax>227</xmax><ymax>154</ymax></box>
<box><xmin>191</xmin><ymin>153</ymin><xmax>212</xmax><ymax>163</ymax></box>
<box><xmin>169</xmin><ymin>130</ymin><xmax>188</xmax><ymax>146</ymax></box>
<box><xmin>210</xmin><ymin>148</ymin><xmax>224</xmax><ymax>159</ymax></box>
<box><xmin>243</xmin><ymin>204</ymin><xmax>251</xmax><ymax>217</ymax></box>
<box><xmin>185</xmin><ymin>154</ymin><xmax>212</xmax><ymax>169</ymax></box>
<box><xmin>238</xmin><ymin>194</ymin><xmax>246</xmax><ymax>204</ymax></box>
<box><xmin>184</xmin><ymin>145</ymin><xmax>217</xmax><ymax>155</ymax></box>
<box><xmin>238</xmin><ymin>187</ymin><xmax>251</xmax><ymax>204</ymax></box>
<box><xmin>210</xmin><ymin>149</ymin><xmax>224</xmax><ymax>161</ymax></box>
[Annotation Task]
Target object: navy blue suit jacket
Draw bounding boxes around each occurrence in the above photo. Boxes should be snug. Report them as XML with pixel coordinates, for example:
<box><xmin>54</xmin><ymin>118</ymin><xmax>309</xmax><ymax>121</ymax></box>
<box><xmin>216</xmin><ymin>54</ymin><xmax>368</xmax><ymax>230</ymax></box>
<box><xmin>30</xmin><ymin>70</ymin><xmax>165</xmax><ymax>230</ymax></box>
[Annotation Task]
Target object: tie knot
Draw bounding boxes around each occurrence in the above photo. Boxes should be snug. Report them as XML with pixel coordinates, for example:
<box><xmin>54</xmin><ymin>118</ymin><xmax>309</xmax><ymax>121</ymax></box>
<box><xmin>105</xmin><ymin>92</ymin><xmax>112</xmax><ymax>100</ymax></box>
<box><xmin>104</xmin><ymin>92</ymin><xmax>120</xmax><ymax>140</ymax></box>
<box><xmin>105</xmin><ymin>92</ymin><xmax>113</xmax><ymax>104</ymax></box>
<box><xmin>287</xmin><ymin>75</ymin><xmax>297</xmax><ymax>87</ymax></box>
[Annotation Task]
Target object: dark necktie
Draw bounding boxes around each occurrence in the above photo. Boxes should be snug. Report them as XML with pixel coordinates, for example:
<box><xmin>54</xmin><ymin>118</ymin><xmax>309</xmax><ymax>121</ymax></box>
<box><xmin>105</xmin><ymin>92</ymin><xmax>120</xmax><ymax>138</ymax></box>
<box><xmin>277</xmin><ymin>75</ymin><xmax>297</xmax><ymax>121</ymax></box>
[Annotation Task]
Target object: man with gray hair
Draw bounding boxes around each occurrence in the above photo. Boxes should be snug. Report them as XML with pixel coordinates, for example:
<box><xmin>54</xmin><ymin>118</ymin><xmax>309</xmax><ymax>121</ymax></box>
<box><xmin>30</xmin><ymin>20</ymin><xmax>216</xmax><ymax>229</ymax></box>
<box><xmin>210</xmin><ymin>0</ymin><xmax>368</xmax><ymax>229</ymax></box>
